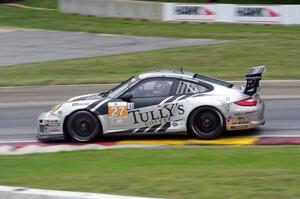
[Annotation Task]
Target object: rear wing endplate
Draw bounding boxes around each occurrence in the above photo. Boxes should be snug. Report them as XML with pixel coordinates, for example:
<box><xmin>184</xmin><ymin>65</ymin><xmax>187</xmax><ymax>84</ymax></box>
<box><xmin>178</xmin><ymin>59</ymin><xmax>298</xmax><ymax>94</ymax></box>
<box><xmin>244</xmin><ymin>65</ymin><xmax>266</xmax><ymax>96</ymax></box>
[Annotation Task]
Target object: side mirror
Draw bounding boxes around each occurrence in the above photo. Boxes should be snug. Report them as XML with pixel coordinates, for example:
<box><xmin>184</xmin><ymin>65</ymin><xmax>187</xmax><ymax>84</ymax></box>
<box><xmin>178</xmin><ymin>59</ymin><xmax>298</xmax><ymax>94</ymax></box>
<box><xmin>120</xmin><ymin>93</ymin><xmax>132</xmax><ymax>102</ymax></box>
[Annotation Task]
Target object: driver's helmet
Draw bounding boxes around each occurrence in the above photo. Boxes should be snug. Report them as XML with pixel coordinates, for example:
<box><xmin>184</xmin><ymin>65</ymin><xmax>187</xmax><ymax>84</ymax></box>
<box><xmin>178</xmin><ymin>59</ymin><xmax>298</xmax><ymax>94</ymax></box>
<box><xmin>153</xmin><ymin>81</ymin><xmax>170</xmax><ymax>95</ymax></box>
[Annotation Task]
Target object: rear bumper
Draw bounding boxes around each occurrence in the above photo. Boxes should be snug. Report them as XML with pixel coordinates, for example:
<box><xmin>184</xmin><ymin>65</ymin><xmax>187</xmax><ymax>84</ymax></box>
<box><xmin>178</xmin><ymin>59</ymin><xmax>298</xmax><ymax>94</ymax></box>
<box><xmin>226</xmin><ymin>97</ymin><xmax>265</xmax><ymax>131</ymax></box>
<box><xmin>37</xmin><ymin>112</ymin><xmax>65</xmax><ymax>141</ymax></box>
<box><xmin>227</xmin><ymin>119</ymin><xmax>265</xmax><ymax>131</ymax></box>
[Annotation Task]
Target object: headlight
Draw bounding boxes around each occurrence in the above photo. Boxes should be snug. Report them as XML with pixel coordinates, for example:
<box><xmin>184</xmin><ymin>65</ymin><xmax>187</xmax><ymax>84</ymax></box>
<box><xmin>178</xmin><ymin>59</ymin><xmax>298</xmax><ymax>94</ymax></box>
<box><xmin>50</xmin><ymin>104</ymin><xmax>62</xmax><ymax>114</ymax></box>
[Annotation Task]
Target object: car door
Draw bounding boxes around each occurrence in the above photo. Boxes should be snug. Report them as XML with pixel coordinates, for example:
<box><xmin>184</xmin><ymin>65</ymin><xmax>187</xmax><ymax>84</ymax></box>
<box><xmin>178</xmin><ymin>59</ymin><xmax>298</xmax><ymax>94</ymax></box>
<box><xmin>107</xmin><ymin>77</ymin><xmax>177</xmax><ymax>132</ymax></box>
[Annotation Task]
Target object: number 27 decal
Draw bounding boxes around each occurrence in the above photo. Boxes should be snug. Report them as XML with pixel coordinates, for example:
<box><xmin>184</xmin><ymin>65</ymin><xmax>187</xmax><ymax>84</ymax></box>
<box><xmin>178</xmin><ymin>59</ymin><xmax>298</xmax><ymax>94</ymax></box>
<box><xmin>108</xmin><ymin>102</ymin><xmax>128</xmax><ymax>117</ymax></box>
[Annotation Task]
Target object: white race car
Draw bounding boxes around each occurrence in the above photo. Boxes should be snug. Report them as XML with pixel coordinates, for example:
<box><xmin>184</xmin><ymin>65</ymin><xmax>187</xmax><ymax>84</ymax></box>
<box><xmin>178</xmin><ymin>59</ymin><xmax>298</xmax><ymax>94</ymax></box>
<box><xmin>37</xmin><ymin>66</ymin><xmax>266</xmax><ymax>142</ymax></box>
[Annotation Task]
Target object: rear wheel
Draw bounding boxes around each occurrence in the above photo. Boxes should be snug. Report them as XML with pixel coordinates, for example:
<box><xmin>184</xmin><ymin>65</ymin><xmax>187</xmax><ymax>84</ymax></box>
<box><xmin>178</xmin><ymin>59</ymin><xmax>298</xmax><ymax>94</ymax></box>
<box><xmin>188</xmin><ymin>107</ymin><xmax>225</xmax><ymax>140</ymax></box>
<box><xmin>66</xmin><ymin>111</ymin><xmax>101</xmax><ymax>142</ymax></box>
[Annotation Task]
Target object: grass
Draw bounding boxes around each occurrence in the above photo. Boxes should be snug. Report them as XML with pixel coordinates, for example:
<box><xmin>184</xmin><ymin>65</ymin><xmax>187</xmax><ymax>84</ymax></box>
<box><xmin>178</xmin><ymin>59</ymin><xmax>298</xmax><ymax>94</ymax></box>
<box><xmin>1</xmin><ymin>147</ymin><xmax>300</xmax><ymax>199</ymax></box>
<box><xmin>0</xmin><ymin>3</ymin><xmax>299</xmax><ymax>86</ymax></box>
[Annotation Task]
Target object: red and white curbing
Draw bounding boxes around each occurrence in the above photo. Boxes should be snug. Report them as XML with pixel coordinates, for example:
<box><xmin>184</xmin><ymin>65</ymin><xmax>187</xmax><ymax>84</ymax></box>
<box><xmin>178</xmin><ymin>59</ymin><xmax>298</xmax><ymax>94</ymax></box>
<box><xmin>1</xmin><ymin>136</ymin><xmax>300</xmax><ymax>155</ymax></box>
<box><xmin>0</xmin><ymin>186</ymin><xmax>162</xmax><ymax>199</ymax></box>
<box><xmin>0</xmin><ymin>142</ymin><xmax>158</xmax><ymax>155</ymax></box>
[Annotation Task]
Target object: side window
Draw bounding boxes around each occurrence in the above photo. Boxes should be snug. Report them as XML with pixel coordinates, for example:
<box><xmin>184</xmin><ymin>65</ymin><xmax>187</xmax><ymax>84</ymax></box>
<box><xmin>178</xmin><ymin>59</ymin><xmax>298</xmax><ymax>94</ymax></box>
<box><xmin>130</xmin><ymin>79</ymin><xmax>174</xmax><ymax>98</ymax></box>
<box><xmin>176</xmin><ymin>81</ymin><xmax>208</xmax><ymax>95</ymax></box>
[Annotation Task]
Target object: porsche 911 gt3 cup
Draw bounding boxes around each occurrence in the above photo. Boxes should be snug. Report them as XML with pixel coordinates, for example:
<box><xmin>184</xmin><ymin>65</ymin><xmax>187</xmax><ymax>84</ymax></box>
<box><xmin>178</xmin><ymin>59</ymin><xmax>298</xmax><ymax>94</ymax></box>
<box><xmin>37</xmin><ymin>66</ymin><xmax>266</xmax><ymax>142</ymax></box>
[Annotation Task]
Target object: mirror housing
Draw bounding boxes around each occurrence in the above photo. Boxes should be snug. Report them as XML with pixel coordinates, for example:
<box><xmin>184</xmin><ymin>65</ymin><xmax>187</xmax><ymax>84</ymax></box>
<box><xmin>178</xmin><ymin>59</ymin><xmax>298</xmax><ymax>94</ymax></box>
<box><xmin>120</xmin><ymin>93</ymin><xmax>132</xmax><ymax>102</ymax></box>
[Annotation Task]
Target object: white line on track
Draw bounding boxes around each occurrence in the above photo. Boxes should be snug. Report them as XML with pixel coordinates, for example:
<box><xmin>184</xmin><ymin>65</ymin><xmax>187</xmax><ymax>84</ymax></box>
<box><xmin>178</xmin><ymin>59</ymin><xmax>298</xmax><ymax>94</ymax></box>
<box><xmin>0</xmin><ymin>101</ymin><xmax>60</xmax><ymax>108</ymax></box>
<box><xmin>0</xmin><ymin>83</ymin><xmax>117</xmax><ymax>89</ymax></box>
<box><xmin>257</xmin><ymin>135</ymin><xmax>300</xmax><ymax>138</ymax></box>
<box><xmin>0</xmin><ymin>185</ymin><xmax>162</xmax><ymax>199</ymax></box>
<box><xmin>4</xmin><ymin>3</ymin><xmax>56</xmax><ymax>10</ymax></box>
<box><xmin>263</xmin><ymin>95</ymin><xmax>300</xmax><ymax>100</ymax></box>
<box><xmin>0</xmin><ymin>140</ymin><xmax>37</xmax><ymax>144</ymax></box>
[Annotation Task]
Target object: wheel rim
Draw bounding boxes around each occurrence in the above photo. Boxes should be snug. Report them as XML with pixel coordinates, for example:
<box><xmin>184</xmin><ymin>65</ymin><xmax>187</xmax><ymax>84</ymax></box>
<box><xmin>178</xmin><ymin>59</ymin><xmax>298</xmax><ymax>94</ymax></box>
<box><xmin>71</xmin><ymin>114</ymin><xmax>96</xmax><ymax>140</ymax></box>
<box><xmin>193</xmin><ymin>111</ymin><xmax>219</xmax><ymax>134</ymax></box>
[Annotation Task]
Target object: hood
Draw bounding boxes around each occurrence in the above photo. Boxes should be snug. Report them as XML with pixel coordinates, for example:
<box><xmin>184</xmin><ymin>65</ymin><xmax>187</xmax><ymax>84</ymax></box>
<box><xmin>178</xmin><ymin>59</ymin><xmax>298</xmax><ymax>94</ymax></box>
<box><xmin>68</xmin><ymin>93</ymin><xmax>103</xmax><ymax>102</ymax></box>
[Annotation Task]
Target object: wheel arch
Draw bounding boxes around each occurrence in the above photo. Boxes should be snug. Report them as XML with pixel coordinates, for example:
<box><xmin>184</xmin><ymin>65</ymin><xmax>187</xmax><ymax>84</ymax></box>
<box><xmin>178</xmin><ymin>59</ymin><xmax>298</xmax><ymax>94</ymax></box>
<box><xmin>186</xmin><ymin>105</ymin><xmax>226</xmax><ymax>133</ymax></box>
<box><xmin>63</xmin><ymin>109</ymin><xmax>103</xmax><ymax>138</ymax></box>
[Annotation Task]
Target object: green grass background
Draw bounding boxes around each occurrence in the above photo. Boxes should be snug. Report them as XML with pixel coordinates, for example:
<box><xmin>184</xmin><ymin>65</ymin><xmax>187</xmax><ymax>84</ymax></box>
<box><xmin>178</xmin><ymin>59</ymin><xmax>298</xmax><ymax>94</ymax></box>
<box><xmin>1</xmin><ymin>147</ymin><xmax>300</xmax><ymax>199</ymax></box>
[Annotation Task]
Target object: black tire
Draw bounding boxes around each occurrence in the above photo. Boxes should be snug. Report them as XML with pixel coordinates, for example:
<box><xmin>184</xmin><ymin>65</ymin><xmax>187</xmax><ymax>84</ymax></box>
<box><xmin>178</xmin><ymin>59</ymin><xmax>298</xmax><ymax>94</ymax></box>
<box><xmin>188</xmin><ymin>107</ymin><xmax>225</xmax><ymax>140</ymax></box>
<box><xmin>66</xmin><ymin>110</ymin><xmax>101</xmax><ymax>142</ymax></box>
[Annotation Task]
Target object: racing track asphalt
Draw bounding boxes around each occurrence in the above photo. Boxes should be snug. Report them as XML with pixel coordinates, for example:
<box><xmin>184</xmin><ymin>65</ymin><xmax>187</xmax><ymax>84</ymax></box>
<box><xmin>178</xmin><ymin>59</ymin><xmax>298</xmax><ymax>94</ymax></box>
<box><xmin>0</xmin><ymin>81</ymin><xmax>299</xmax><ymax>142</ymax></box>
<box><xmin>0</xmin><ymin>28</ymin><xmax>227</xmax><ymax>67</ymax></box>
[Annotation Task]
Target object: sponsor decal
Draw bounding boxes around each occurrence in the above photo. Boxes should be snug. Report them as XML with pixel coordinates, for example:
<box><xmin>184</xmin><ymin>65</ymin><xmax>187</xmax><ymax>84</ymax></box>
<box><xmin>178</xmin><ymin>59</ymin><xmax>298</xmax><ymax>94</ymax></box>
<box><xmin>234</xmin><ymin>112</ymin><xmax>245</xmax><ymax>116</ymax></box>
<box><xmin>230</xmin><ymin>125</ymin><xmax>248</xmax><ymax>130</ymax></box>
<box><xmin>175</xmin><ymin>5</ymin><xmax>214</xmax><ymax>16</ymax></box>
<box><xmin>44</xmin><ymin>120</ymin><xmax>59</xmax><ymax>123</ymax></box>
<box><xmin>47</xmin><ymin>128</ymin><xmax>61</xmax><ymax>133</ymax></box>
<box><xmin>234</xmin><ymin>5</ymin><xmax>280</xmax><ymax>23</ymax></box>
<box><xmin>129</xmin><ymin>103</ymin><xmax>185</xmax><ymax>127</ymax></box>
<box><xmin>171</xmin><ymin>121</ymin><xmax>179</xmax><ymax>127</ymax></box>
<box><xmin>127</xmin><ymin>102</ymin><xmax>134</xmax><ymax>110</ymax></box>
<box><xmin>236</xmin><ymin>7</ymin><xmax>279</xmax><ymax>17</ymax></box>
<box><xmin>108</xmin><ymin>102</ymin><xmax>129</xmax><ymax>126</ymax></box>
<box><xmin>227</xmin><ymin>115</ymin><xmax>248</xmax><ymax>125</ymax></box>
<box><xmin>46</xmin><ymin>123</ymin><xmax>60</xmax><ymax>127</ymax></box>
<box><xmin>227</xmin><ymin>116</ymin><xmax>234</xmax><ymax>123</ymax></box>
<box><xmin>40</xmin><ymin>122</ymin><xmax>61</xmax><ymax>134</ymax></box>
<box><xmin>172</xmin><ymin>4</ymin><xmax>215</xmax><ymax>21</ymax></box>
<box><xmin>108</xmin><ymin>102</ymin><xmax>128</xmax><ymax>118</ymax></box>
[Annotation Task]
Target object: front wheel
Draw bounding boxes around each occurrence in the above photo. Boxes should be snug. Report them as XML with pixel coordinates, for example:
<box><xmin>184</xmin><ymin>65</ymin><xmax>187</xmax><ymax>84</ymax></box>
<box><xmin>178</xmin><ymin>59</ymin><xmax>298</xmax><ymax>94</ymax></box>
<box><xmin>188</xmin><ymin>107</ymin><xmax>225</xmax><ymax>140</ymax></box>
<box><xmin>66</xmin><ymin>111</ymin><xmax>101</xmax><ymax>142</ymax></box>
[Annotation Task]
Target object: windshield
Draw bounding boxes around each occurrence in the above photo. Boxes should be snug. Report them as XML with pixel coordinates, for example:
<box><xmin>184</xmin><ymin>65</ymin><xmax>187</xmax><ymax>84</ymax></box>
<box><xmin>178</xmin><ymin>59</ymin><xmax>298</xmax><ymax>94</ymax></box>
<box><xmin>101</xmin><ymin>76</ymin><xmax>137</xmax><ymax>98</ymax></box>
<box><xmin>194</xmin><ymin>74</ymin><xmax>233</xmax><ymax>88</ymax></box>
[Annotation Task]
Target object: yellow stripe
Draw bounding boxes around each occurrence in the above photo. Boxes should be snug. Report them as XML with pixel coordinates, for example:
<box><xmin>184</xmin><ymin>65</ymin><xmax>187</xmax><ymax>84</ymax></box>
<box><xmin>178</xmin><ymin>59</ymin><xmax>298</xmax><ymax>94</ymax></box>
<box><xmin>186</xmin><ymin>137</ymin><xmax>258</xmax><ymax>145</ymax></box>
<box><xmin>116</xmin><ymin>137</ymin><xmax>258</xmax><ymax>146</ymax></box>
<box><xmin>117</xmin><ymin>140</ymin><xmax>186</xmax><ymax>146</ymax></box>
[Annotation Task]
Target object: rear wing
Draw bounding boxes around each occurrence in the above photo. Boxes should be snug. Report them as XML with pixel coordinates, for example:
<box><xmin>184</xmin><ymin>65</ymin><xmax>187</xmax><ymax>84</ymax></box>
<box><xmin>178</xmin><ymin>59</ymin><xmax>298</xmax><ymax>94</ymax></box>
<box><xmin>244</xmin><ymin>65</ymin><xmax>266</xmax><ymax>96</ymax></box>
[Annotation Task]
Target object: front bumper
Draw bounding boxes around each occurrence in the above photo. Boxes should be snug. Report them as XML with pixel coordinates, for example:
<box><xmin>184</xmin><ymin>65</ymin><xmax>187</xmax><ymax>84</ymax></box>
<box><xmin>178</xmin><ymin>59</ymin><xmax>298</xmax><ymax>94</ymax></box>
<box><xmin>37</xmin><ymin>112</ymin><xmax>65</xmax><ymax>141</ymax></box>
